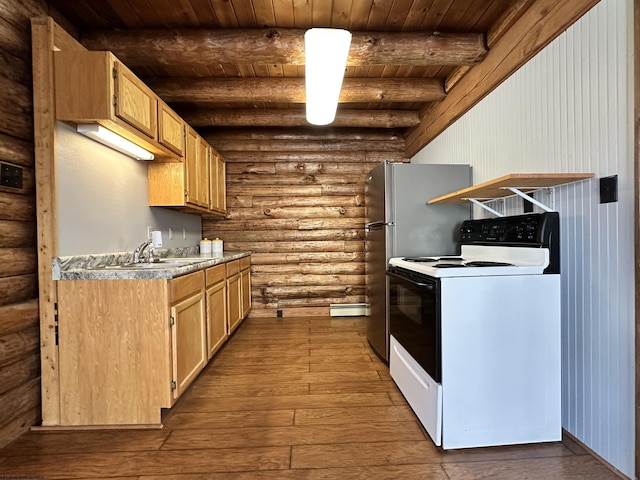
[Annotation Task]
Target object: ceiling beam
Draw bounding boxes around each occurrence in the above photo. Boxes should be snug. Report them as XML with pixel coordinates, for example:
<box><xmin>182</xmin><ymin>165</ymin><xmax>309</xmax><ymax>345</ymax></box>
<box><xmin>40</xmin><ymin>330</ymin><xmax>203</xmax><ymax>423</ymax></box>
<box><xmin>147</xmin><ymin>77</ymin><xmax>445</xmax><ymax>104</ymax></box>
<box><xmin>81</xmin><ymin>28</ymin><xmax>487</xmax><ymax>67</ymax></box>
<box><xmin>404</xmin><ymin>0</ymin><xmax>602</xmax><ymax>157</ymax></box>
<box><xmin>181</xmin><ymin>108</ymin><xmax>420</xmax><ymax>128</ymax></box>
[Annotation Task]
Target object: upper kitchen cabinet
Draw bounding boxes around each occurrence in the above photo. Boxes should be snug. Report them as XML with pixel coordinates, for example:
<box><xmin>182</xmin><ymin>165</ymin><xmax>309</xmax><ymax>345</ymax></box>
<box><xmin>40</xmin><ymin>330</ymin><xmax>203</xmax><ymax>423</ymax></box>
<box><xmin>210</xmin><ymin>147</ymin><xmax>227</xmax><ymax>214</ymax></box>
<box><xmin>54</xmin><ymin>50</ymin><xmax>179</xmax><ymax>161</ymax></box>
<box><xmin>148</xmin><ymin>127</ymin><xmax>226</xmax><ymax>217</ymax></box>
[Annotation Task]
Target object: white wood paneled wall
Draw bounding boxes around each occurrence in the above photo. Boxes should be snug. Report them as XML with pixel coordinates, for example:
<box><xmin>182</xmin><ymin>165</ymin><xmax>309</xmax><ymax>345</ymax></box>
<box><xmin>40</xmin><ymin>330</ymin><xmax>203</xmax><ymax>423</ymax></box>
<box><xmin>411</xmin><ymin>0</ymin><xmax>634</xmax><ymax>476</ymax></box>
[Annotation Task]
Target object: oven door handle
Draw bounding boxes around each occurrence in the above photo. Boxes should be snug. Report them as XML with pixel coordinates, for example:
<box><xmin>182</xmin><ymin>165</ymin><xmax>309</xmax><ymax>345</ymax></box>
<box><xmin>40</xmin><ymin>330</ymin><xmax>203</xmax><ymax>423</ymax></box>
<box><xmin>387</xmin><ymin>270</ymin><xmax>436</xmax><ymax>291</ymax></box>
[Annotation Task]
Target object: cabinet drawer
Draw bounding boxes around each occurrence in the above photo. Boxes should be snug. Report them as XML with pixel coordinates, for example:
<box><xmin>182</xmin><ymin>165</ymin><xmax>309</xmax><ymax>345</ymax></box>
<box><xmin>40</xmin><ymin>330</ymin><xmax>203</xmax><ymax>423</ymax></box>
<box><xmin>171</xmin><ymin>270</ymin><xmax>204</xmax><ymax>302</ymax></box>
<box><xmin>205</xmin><ymin>264</ymin><xmax>225</xmax><ymax>287</ymax></box>
<box><xmin>226</xmin><ymin>259</ymin><xmax>240</xmax><ymax>277</ymax></box>
<box><xmin>240</xmin><ymin>256</ymin><xmax>251</xmax><ymax>270</ymax></box>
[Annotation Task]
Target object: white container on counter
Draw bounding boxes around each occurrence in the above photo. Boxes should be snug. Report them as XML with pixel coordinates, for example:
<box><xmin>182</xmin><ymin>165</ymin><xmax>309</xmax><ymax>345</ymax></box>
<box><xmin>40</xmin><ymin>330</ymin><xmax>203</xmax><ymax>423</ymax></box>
<box><xmin>211</xmin><ymin>238</ymin><xmax>223</xmax><ymax>254</ymax></box>
<box><xmin>199</xmin><ymin>239</ymin><xmax>212</xmax><ymax>255</ymax></box>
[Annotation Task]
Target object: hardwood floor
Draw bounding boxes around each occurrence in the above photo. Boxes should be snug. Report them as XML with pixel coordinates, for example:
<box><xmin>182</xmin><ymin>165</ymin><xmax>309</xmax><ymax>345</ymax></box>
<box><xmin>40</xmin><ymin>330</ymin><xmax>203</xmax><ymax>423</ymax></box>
<box><xmin>0</xmin><ymin>316</ymin><xmax>621</xmax><ymax>479</ymax></box>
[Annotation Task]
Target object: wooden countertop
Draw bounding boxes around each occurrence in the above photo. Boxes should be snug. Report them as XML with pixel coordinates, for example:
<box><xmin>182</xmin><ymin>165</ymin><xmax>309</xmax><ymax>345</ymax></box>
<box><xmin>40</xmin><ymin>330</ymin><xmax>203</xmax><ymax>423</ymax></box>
<box><xmin>428</xmin><ymin>173</ymin><xmax>594</xmax><ymax>204</ymax></box>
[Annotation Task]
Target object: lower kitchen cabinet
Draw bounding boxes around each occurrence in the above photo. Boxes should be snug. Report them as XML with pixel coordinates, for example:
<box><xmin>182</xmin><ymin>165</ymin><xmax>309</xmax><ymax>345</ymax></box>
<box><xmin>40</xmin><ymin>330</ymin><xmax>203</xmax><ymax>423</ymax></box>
<box><xmin>205</xmin><ymin>264</ymin><xmax>227</xmax><ymax>359</ymax></box>
<box><xmin>241</xmin><ymin>256</ymin><xmax>251</xmax><ymax>318</ymax></box>
<box><xmin>170</xmin><ymin>271</ymin><xmax>207</xmax><ymax>399</ymax></box>
<box><xmin>52</xmin><ymin>254</ymin><xmax>251</xmax><ymax>426</ymax></box>
<box><xmin>226</xmin><ymin>260</ymin><xmax>242</xmax><ymax>334</ymax></box>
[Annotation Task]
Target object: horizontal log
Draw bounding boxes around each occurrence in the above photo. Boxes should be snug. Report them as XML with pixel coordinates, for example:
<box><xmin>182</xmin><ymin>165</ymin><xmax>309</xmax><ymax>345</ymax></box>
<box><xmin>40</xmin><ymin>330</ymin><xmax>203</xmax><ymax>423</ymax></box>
<box><xmin>0</xmin><ymin>274</ymin><xmax>37</xmax><ymax>306</ymax></box>
<box><xmin>0</xmin><ymin>326</ymin><xmax>39</xmax><ymax>367</ymax></box>
<box><xmin>207</xmin><ymin>127</ymin><xmax>404</xmax><ymax>142</ymax></box>
<box><xmin>226</xmin><ymin>206</ymin><xmax>363</xmax><ymax>220</ymax></box>
<box><xmin>0</xmin><ymin>248</ymin><xmax>37</xmax><ymax>278</ymax></box>
<box><xmin>273</xmin><ymin>163</ymin><xmax>373</xmax><ymax>175</ymax></box>
<box><xmin>248</xmin><ymin>306</ymin><xmax>330</xmax><ymax>318</ymax></box>
<box><xmin>183</xmin><ymin>108</ymin><xmax>420</xmax><ymax>128</ymax></box>
<box><xmin>251</xmin><ymin>196</ymin><xmax>364</xmax><ymax>208</ymax></box>
<box><xmin>321</xmin><ymin>184</ymin><xmax>364</xmax><ymax>196</ymax></box>
<box><xmin>205</xmin><ymin>138</ymin><xmax>406</xmax><ymax>152</ymax></box>
<box><xmin>224</xmin><ymin>240</ymin><xmax>363</xmax><ymax>253</ymax></box>
<box><xmin>0</xmin><ymin>42</ymin><xmax>31</xmax><ymax>86</ymax></box>
<box><xmin>226</xmin><ymin>163</ymin><xmax>277</xmax><ymax>175</ymax></box>
<box><xmin>252</xmin><ymin>263</ymin><xmax>365</xmax><ymax>275</ymax></box>
<box><xmin>0</xmin><ymin>377</ymin><xmax>40</xmax><ymax>435</ymax></box>
<box><xmin>274</xmin><ymin>295</ymin><xmax>366</xmax><ymax>308</ymax></box>
<box><xmin>0</xmin><ymin>132</ymin><xmax>33</xmax><ymax>168</ymax></box>
<box><xmin>218</xmin><ymin>229</ymin><xmax>363</xmax><ymax>243</ymax></box>
<box><xmin>0</xmin><ymin>220</ymin><xmax>36</xmax><ymax>248</ymax></box>
<box><xmin>0</xmin><ymin>75</ymin><xmax>34</xmax><ymax>140</ymax></box>
<box><xmin>0</xmin><ymin>298</ymin><xmax>38</xmax><ymax>336</ymax></box>
<box><xmin>0</xmin><ymin>405</ymin><xmax>39</xmax><ymax>450</ymax></box>
<box><xmin>226</xmin><ymin>173</ymin><xmax>368</xmax><ymax>186</ymax></box>
<box><xmin>223</xmin><ymin>151</ymin><xmax>370</xmax><ymax>163</ymax></box>
<box><xmin>0</xmin><ymin>351</ymin><xmax>39</xmax><ymax>396</ymax></box>
<box><xmin>152</xmin><ymin>77</ymin><xmax>444</xmax><ymax>104</ymax></box>
<box><xmin>83</xmin><ymin>28</ymin><xmax>487</xmax><ymax>67</ymax></box>
<box><xmin>255</xmin><ymin>284</ymin><xmax>366</xmax><ymax>299</ymax></box>
<box><xmin>254</xmin><ymin>274</ymin><xmax>364</xmax><ymax>288</ymax></box>
<box><xmin>0</xmin><ymin>17</ymin><xmax>30</xmax><ymax>59</ymax></box>
<box><xmin>0</xmin><ymin>191</ymin><xmax>35</xmax><ymax>221</ymax></box>
<box><xmin>226</xmin><ymin>185</ymin><xmax>322</xmax><ymax>197</ymax></box>
<box><xmin>247</xmin><ymin>252</ymin><xmax>364</xmax><ymax>265</ymax></box>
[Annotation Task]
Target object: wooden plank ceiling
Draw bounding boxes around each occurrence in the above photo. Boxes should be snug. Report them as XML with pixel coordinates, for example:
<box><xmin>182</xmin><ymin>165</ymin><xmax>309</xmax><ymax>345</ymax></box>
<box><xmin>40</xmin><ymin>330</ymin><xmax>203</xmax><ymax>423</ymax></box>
<box><xmin>47</xmin><ymin>0</ymin><xmax>599</xmax><ymax>155</ymax></box>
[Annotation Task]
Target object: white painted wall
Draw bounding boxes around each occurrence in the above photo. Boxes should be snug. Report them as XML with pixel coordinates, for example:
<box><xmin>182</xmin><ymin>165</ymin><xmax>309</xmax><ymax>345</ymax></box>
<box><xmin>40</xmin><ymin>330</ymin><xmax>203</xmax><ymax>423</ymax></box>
<box><xmin>55</xmin><ymin>121</ymin><xmax>202</xmax><ymax>256</ymax></box>
<box><xmin>411</xmin><ymin>0</ymin><xmax>634</xmax><ymax>476</ymax></box>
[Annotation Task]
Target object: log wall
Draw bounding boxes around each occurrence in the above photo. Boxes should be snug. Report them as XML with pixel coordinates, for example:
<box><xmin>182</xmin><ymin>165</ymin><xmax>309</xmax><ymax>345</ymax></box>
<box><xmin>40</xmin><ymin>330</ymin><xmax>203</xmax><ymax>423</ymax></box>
<box><xmin>0</xmin><ymin>0</ymin><xmax>72</xmax><ymax>448</ymax></box>
<box><xmin>202</xmin><ymin>128</ymin><xmax>408</xmax><ymax>318</ymax></box>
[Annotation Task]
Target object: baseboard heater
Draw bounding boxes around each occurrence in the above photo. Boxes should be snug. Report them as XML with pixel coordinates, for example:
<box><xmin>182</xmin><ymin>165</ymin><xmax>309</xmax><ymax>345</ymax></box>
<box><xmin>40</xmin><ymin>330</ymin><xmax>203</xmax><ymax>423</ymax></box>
<box><xmin>329</xmin><ymin>303</ymin><xmax>369</xmax><ymax>317</ymax></box>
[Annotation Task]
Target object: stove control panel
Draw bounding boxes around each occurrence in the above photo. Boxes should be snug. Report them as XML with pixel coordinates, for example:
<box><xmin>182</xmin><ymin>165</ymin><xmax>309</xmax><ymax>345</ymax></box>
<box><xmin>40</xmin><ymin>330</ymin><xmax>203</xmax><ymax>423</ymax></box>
<box><xmin>460</xmin><ymin>212</ymin><xmax>559</xmax><ymax>247</ymax></box>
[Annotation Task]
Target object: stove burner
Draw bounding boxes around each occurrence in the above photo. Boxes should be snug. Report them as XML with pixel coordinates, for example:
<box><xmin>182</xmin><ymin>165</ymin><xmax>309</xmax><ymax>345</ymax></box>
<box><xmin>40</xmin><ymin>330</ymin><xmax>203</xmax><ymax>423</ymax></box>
<box><xmin>433</xmin><ymin>263</ymin><xmax>465</xmax><ymax>268</ymax></box>
<box><xmin>465</xmin><ymin>261</ymin><xmax>514</xmax><ymax>267</ymax></box>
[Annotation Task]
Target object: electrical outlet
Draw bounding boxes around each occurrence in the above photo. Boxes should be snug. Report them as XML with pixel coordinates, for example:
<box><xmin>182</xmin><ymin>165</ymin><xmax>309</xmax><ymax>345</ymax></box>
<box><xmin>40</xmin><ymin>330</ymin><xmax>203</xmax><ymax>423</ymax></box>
<box><xmin>599</xmin><ymin>175</ymin><xmax>618</xmax><ymax>204</ymax></box>
<box><xmin>0</xmin><ymin>162</ymin><xmax>22</xmax><ymax>189</ymax></box>
<box><xmin>276</xmin><ymin>309</ymin><xmax>283</xmax><ymax>318</ymax></box>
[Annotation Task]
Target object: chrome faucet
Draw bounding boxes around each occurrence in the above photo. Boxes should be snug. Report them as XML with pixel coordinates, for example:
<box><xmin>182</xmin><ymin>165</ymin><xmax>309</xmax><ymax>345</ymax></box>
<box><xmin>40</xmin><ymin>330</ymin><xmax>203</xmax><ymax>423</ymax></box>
<box><xmin>132</xmin><ymin>240</ymin><xmax>152</xmax><ymax>264</ymax></box>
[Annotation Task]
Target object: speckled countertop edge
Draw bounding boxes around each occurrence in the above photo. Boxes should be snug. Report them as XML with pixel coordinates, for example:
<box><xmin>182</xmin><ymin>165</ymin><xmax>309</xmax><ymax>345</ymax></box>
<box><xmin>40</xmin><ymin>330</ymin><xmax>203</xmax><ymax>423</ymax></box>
<box><xmin>54</xmin><ymin>248</ymin><xmax>251</xmax><ymax>281</ymax></box>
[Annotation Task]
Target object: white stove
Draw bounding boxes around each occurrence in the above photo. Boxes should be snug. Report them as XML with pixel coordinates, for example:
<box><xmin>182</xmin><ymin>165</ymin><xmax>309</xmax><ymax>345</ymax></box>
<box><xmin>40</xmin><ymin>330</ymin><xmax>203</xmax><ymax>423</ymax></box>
<box><xmin>387</xmin><ymin>212</ymin><xmax>562</xmax><ymax>450</ymax></box>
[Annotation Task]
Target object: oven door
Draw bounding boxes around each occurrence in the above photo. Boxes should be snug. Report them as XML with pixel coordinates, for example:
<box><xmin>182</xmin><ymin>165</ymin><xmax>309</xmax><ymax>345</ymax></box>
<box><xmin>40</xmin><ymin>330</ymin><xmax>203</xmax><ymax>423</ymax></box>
<box><xmin>387</xmin><ymin>267</ymin><xmax>441</xmax><ymax>382</ymax></box>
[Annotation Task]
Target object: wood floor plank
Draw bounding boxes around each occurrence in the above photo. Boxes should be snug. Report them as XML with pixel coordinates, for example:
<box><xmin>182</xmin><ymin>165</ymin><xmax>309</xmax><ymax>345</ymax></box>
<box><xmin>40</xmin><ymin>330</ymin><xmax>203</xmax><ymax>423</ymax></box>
<box><xmin>309</xmin><ymin>361</ymin><xmax>388</xmax><ymax>372</ymax></box>
<box><xmin>204</xmin><ymin>364</ymin><xmax>310</xmax><ymax>375</ymax></box>
<box><xmin>442</xmin><ymin>454</ymin><xmax>621</xmax><ymax>479</ymax></box>
<box><xmin>294</xmin><ymin>405</ymin><xmax>418</xmax><ymax>425</ymax></box>
<box><xmin>0</xmin><ymin>430</ymin><xmax>169</xmax><ymax>455</ymax></box>
<box><xmin>162</xmin><ymin>422</ymin><xmax>426</xmax><ymax>450</ymax></box>
<box><xmin>306</xmin><ymin>353</ymin><xmax>374</xmax><ymax>364</ymax></box>
<box><xmin>0</xmin><ymin>447</ymin><xmax>291</xmax><ymax>478</ymax></box>
<box><xmin>138</xmin><ymin>463</ymin><xmax>449</xmax><ymax>480</ymax></box>
<box><xmin>194</xmin><ymin>371</ymin><xmax>382</xmax><ymax>385</ymax></box>
<box><xmin>291</xmin><ymin>440</ymin><xmax>440</xmax><ymax>468</ymax></box>
<box><xmin>162</xmin><ymin>410</ymin><xmax>295</xmax><ymax>429</ymax></box>
<box><xmin>179</xmin><ymin>392</ymin><xmax>394</xmax><ymax>412</ymax></box>
<box><xmin>186</xmin><ymin>382</ymin><xmax>309</xmax><ymax>398</ymax></box>
<box><xmin>309</xmin><ymin>380</ymin><xmax>399</xmax><ymax>395</ymax></box>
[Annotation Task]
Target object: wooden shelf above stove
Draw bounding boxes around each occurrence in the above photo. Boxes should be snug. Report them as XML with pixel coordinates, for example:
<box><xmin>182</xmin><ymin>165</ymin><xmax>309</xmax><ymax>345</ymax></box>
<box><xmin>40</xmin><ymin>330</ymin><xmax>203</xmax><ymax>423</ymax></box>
<box><xmin>428</xmin><ymin>173</ymin><xmax>595</xmax><ymax>204</ymax></box>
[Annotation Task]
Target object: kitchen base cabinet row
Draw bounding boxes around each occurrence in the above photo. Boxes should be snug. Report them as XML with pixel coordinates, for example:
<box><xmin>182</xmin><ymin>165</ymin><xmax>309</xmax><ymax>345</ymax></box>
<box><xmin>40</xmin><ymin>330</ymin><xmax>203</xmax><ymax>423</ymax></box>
<box><xmin>54</xmin><ymin>256</ymin><xmax>250</xmax><ymax>427</ymax></box>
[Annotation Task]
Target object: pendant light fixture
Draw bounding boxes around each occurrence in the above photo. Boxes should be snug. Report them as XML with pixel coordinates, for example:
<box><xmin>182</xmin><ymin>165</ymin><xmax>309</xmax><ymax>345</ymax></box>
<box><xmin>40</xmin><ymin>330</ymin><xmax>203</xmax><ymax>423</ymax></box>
<box><xmin>304</xmin><ymin>28</ymin><xmax>352</xmax><ymax>126</ymax></box>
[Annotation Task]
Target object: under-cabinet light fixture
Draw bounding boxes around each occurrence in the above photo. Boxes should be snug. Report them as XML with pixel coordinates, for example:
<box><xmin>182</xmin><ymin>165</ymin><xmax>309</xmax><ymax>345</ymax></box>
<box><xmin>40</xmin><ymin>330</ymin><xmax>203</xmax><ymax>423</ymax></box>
<box><xmin>76</xmin><ymin>124</ymin><xmax>155</xmax><ymax>161</ymax></box>
<box><xmin>304</xmin><ymin>28</ymin><xmax>352</xmax><ymax>126</ymax></box>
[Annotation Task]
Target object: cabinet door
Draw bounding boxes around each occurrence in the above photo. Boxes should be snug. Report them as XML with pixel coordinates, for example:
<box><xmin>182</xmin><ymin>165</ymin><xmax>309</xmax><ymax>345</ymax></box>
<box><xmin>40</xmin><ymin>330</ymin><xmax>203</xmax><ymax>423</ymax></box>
<box><xmin>197</xmin><ymin>136</ymin><xmax>210</xmax><ymax>208</ymax></box>
<box><xmin>241</xmin><ymin>259</ymin><xmax>251</xmax><ymax>318</ymax></box>
<box><xmin>209</xmin><ymin>150</ymin><xmax>226</xmax><ymax>213</ymax></box>
<box><xmin>206</xmin><ymin>280</ymin><xmax>227</xmax><ymax>359</ymax></box>
<box><xmin>227</xmin><ymin>274</ymin><xmax>242</xmax><ymax>334</ymax></box>
<box><xmin>158</xmin><ymin>102</ymin><xmax>184</xmax><ymax>155</ymax></box>
<box><xmin>171</xmin><ymin>290</ymin><xmax>206</xmax><ymax>399</ymax></box>
<box><xmin>113</xmin><ymin>61</ymin><xmax>157</xmax><ymax>139</ymax></box>
<box><xmin>184</xmin><ymin>126</ymin><xmax>201</xmax><ymax>207</ymax></box>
